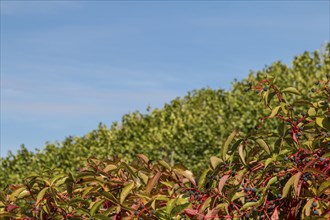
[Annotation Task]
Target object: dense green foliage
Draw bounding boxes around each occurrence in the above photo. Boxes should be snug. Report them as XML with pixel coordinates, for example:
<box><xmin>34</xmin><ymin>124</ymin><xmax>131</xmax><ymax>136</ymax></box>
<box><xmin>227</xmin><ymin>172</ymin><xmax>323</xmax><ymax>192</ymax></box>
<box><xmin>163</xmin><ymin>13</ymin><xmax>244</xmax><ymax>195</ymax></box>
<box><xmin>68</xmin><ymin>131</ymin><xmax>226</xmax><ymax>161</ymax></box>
<box><xmin>0</xmin><ymin>44</ymin><xmax>329</xmax><ymax>190</ymax></box>
<box><xmin>1</xmin><ymin>69</ymin><xmax>329</xmax><ymax>219</ymax></box>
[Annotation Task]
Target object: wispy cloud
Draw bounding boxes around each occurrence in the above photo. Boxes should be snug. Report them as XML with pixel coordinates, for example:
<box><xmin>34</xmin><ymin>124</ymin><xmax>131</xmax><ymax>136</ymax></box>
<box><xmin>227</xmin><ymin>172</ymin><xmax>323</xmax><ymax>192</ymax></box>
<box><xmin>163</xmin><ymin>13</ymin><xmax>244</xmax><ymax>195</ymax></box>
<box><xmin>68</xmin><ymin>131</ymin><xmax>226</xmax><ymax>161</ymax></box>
<box><xmin>2</xmin><ymin>76</ymin><xmax>180</xmax><ymax>122</ymax></box>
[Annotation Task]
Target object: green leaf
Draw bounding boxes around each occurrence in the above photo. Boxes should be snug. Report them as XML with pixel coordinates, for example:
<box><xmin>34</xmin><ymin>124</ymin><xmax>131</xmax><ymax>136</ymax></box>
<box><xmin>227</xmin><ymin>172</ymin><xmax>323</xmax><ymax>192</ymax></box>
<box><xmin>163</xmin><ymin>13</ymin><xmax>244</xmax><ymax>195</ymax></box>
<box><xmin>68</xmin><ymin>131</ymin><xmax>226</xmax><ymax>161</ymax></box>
<box><xmin>103</xmin><ymin>164</ymin><xmax>117</xmax><ymax>172</ymax></box>
<box><xmin>158</xmin><ymin>160</ymin><xmax>171</xmax><ymax>171</ymax></box>
<box><xmin>199</xmin><ymin>197</ymin><xmax>211</xmax><ymax>213</ymax></box>
<box><xmin>68</xmin><ymin>197</ymin><xmax>88</xmax><ymax>206</ymax></box>
<box><xmin>210</xmin><ymin>156</ymin><xmax>222</xmax><ymax>170</ymax></box>
<box><xmin>316</xmin><ymin>117</ymin><xmax>330</xmax><ymax>131</ymax></box>
<box><xmin>303</xmin><ymin>198</ymin><xmax>314</xmax><ymax>217</ymax></box>
<box><xmin>120</xmin><ymin>182</ymin><xmax>134</xmax><ymax>204</ymax></box>
<box><xmin>120</xmin><ymin>162</ymin><xmax>137</xmax><ymax>178</ymax></box>
<box><xmin>171</xmin><ymin>202</ymin><xmax>190</xmax><ymax>216</ymax></box>
<box><xmin>76</xmin><ymin>208</ymin><xmax>91</xmax><ymax>217</ymax></box>
<box><xmin>238</xmin><ymin>144</ymin><xmax>247</xmax><ymax>166</ymax></box>
<box><xmin>265</xmin><ymin>176</ymin><xmax>277</xmax><ymax>189</ymax></box>
<box><xmin>282</xmin><ymin>174</ymin><xmax>295</xmax><ymax>198</ymax></box>
<box><xmin>90</xmin><ymin>199</ymin><xmax>104</xmax><ymax>216</ymax></box>
<box><xmin>0</xmin><ymin>212</ymin><xmax>15</xmax><ymax>218</ymax></box>
<box><xmin>99</xmin><ymin>191</ymin><xmax>119</xmax><ymax>205</ymax></box>
<box><xmin>263</xmin><ymin>89</ymin><xmax>270</xmax><ymax>106</ymax></box>
<box><xmin>138</xmin><ymin>171</ymin><xmax>149</xmax><ymax>185</ymax></box>
<box><xmin>50</xmin><ymin>173</ymin><xmax>67</xmax><ymax>186</ymax></box>
<box><xmin>9</xmin><ymin>186</ymin><xmax>26</xmax><ymax>202</ymax></box>
<box><xmin>94</xmin><ymin>214</ymin><xmax>114</xmax><ymax>220</ymax></box>
<box><xmin>36</xmin><ymin>187</ymin><xmax>49</xmax><ymax>205</ymax></box>
<box><xmin>269</xmin><ymin>106</ymin><xmax>281</xmax><ymax>118</ymax></box>
<box><xmin>280</xmin><ymin>102</ymin><xmax>288</xmax><ymax>115</ymax></box>
<box><xmin>308</xmin><ymin>107</ymin><xmax>316</xmax><ymax>117</ymax></box>
<box><xmin>160</xmin><ymin>181</ymin><xmax>174</xmax><ymax>188</ymax></box>
<box><xmin>282</xmin><ymin>87</ymin><xmax>301</xmax><ymax>95</ymax></box>
<box><xmin>231</xmin><ymin>191</ymin><xmax>246</xmax><ymax>202</ymax></box>
<box><xmin>318</xmin><ymin>181</ymin><xmax>330</xmax><ymax>196</ymax></box>
<box><xmin>256</xmin><ymin>139</ymin><xmax>271</xmax><ymax>154</ymax></box>
<box><xmin>222</xmin><ymin>130</ymin><xmax>237</xmax><ymax>161</ymax></box>
<box><xmin>166</xmin><ymin>198</ymin><xmax>176</xmax><ymax>215</ymax></box>
<box><xmin>198</xmin><ymin>169</ymin><xmax>210</xmax><ymax>190</ymax></box>
<box><xmin>240</xmin><ymin>201</ymin><xmax>258</xmax><ymax>210</ymax></box>
<box><xmin>264</xmin><ymin>158</ymin><xmax>274</xmax><ymax>168</ymax></box>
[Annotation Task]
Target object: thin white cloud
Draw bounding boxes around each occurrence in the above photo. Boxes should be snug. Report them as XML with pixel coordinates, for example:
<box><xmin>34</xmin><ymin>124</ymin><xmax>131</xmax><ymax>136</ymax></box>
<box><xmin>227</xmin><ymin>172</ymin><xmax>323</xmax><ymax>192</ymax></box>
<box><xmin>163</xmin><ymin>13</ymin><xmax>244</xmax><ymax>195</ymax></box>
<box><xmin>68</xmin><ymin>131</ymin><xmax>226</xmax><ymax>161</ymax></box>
<box><xmin>2</xmin><ymin>76</ymin><xmax>180</xmax><ymax>122</ymax></box>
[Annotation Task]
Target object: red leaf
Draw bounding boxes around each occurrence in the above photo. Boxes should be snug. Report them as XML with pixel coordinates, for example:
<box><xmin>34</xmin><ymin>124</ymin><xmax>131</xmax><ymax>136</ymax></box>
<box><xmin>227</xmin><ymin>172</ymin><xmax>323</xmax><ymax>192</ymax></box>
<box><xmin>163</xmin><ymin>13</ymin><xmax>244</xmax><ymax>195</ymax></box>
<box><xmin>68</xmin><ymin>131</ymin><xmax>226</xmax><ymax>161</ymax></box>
<box><xmin>218</xmin><ymin>174</ymin><xmax>230</xmax><ymax>194</ymax></box>
<box><xmin>271</xmin><ymin>206</ymin><xmax>279</xmax><ymax>220</ymax></box>
<box><xmin>6</xmin><ymin>204</ymin><xmax>19</xmax><ymax>212</ymax></box>
<box><xmin>184</xmin><ymin>208</ymin><xmax>198</xmax><ymax>218</ymax></box>
<box><xmin>146</xmin><ymin>171</ymin><xmax>162</xmax><ymax>194</ymax></box>
<box><xmin>292</xmin><ymin>133</ymin><xmax>298</xmax><ymax>144</ymax></box>
<box><xmin>297</xmin><ymin>180</ymin><xmax>302</xmax><ymax>197</ymax></box>
<box><xmin>137</xmin><ymin>154</ymin><xmax>149</xmax><ymax>164</ymax></box>
<box><xmin>294</xmin><ymin>172</ymin><xmax>302</xmax><ymax>196</ymax></box>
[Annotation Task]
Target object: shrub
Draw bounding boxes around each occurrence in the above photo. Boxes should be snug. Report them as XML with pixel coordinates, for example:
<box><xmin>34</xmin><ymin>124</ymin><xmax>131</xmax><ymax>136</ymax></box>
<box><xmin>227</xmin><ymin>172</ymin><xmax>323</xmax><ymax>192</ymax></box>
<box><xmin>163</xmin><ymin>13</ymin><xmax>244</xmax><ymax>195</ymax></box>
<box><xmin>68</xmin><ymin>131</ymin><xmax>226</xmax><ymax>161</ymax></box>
<box><xmin>1</xmin><ymin>44</ymin><xmax>329</xmax><ymax>189</ymax></box>
<box><xmin>1</xmin><ymin>70</ymin><xmax>329</xmax><ymax>219</ymax></box>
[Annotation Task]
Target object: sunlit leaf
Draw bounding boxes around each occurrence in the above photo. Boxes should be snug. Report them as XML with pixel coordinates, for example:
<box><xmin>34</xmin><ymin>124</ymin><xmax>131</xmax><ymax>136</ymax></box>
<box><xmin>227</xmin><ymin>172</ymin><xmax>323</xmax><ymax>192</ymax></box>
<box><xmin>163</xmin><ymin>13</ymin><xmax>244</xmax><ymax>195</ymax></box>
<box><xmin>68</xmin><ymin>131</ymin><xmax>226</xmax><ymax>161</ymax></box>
<box><xmin>282</xmin><ymin>87</ymin><xmax>301</xmax><ymax>95</ymax></box>
<box><xmin>120</xmin><ymin>182</ymin><xmax>134</xmax><ymax>204</ymax></box>
<box><xmin>222</xmin><ymin>130</ymin><xmax>237</xmax><ymax>161</ymax></box>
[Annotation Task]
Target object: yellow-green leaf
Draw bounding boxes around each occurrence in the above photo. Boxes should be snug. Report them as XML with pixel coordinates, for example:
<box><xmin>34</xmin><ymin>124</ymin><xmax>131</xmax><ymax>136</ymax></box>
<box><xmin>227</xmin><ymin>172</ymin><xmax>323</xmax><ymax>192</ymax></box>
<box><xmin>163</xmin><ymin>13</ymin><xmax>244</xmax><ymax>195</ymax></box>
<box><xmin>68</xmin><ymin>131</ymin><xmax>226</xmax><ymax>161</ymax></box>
<box><xmin>120</xmin><ymin>162</ymin><xmax>137</xmax><ymax>178</ymax></box>
<box><xmin>264</xmin><ymin>158</ymin><xmax>274</xmax><ymax>168</ymax></box>
<box><xmin>50</xmin><ymin>173</ymin><xmax>67</xmax><ymax>186</ymax></box>
<box><xmin>36</xmin><ymin>187</ymin><xmax>49</xmax><ymax>205</ymax></box>
<box><xmin>256</xmin><ymin>139</ymin><xmax>271</xmax><ymax>154</ymax></box>
<box><xmin>240</xmin><ymin>201</ymin><xmax>258</xmax><ymax>210</ymax></box>
<box><xmin>280</xmin><ymin>102</ymin><xmax>288</xmax><ymax>115</ymax></box>
<box><xmin>282</xmin><ymin>87</ymin><xmax>301</xmax><ymax>95</ymax></box>
<box><xmin>263</xmin><ymin>89</ymin><xmax>270</xmax><ymax>106</ymax></box>
<box><xmin>303</xmin><ymin>198</ymin><xmax>314</xmax><ymax>217</ymax></box>
<box><xmin>282</xmin><ymin>175</ymin><xmax>295</xmax><ymax>198</ymax></box>
<box><xmin>103</xmin><ymin>164</ymin><xmax>117</xmax><ymax>172</ymax></box>
<box><xmin>266</xmin><ymin>176</ymin><xmax>278</xmax><ymax>189</ymax></box>
<box><xmin>307</xmin><ymin>108</ymin><xmax>316</xmax><ymax>117</ymax></box>
<box><xmin>318</xmin><ymin>181</ymin><xmax>330</xmax><ymax>196</ymax></box>
<box><xmin>120</xmin><ymin>182</ymin><xmax>134</xmax><ymax>204</ymax></box>
<box><xmin>222</xmin><ymin>130</ymin><xmax>237</xmax><ymax>161</ymax></box>
<box><xmin>199</xmin><ymin>197</ymin><xmax>212</xmax><ymax>213</ymax></box>
<box><xmin>316</xmin><ymin>117</ymin><xmax>330</xmax><ymax>131</ymax></box>
<box><xmin>90</xmin><ymin>199</ymin><xmax>104</xmax><ymax>216</ymax></box>
<box><xmin>99</xmin><ymin>191</ymin><xmax>119</xmax><ymax>205</ymax></box>
<box><xmin>198</xmin><ymin>169</ymin><xmax>210</xmax><ymax>190</ymax></box>
<box><xmin>138</xmin><ymin>171</ymin><xmax>149</xmax><ymax>185</ymax></box>
<box><xmin>9</xmin><ymin>186</ymin><xmax>26</xmax><ymax>202</ymax></box>
<box><xmin>238</xmin><ymin>144</ymin><xmax>247</xmax><ymax>166</ymax></box>
<box><xmin>166</xmin><ymin>198</ymin><xmax>176</xmax><ymax>215</ymax></box>
<box><xmin>210</xmin><ymin>156</ymin><xmax>222</xmax><ymax>170</ymax></box>
<box><xmin>231</xmin><ymin>191</ymin><xmax>246</xmax><ymax>202</ymax></box>
<box><xmin>269</xmin><ymin>106</ymin><xmax>281</xmax><ymax>118</ymax></box>
<box><xmin>159</xmin><ymin>160</ymin><xmax>171</xmax><ymax>171</ymax></box>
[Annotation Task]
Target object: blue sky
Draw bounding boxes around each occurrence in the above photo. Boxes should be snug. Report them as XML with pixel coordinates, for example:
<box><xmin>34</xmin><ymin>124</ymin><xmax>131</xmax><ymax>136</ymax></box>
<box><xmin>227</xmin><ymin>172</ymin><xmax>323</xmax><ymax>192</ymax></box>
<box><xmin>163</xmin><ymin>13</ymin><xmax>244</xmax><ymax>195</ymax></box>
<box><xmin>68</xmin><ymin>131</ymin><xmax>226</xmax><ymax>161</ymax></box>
<box><xmin>1</xmin><ymin>1</ymin><xmax>329</xmax><ymax>157</ymax></box>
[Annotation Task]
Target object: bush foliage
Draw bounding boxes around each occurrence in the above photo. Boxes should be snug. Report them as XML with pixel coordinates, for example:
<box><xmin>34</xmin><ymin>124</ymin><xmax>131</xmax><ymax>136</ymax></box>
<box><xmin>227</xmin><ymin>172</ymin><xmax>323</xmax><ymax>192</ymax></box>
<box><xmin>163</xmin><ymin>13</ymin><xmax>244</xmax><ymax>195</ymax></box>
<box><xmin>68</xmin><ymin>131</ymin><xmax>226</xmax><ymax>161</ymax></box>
<box><xmin>1</xmin><ymin>67</ymin><xmax>330</xmax><ymax>219</ymax></box>
<box><xmin>0</xmin><ymin>44</ymin><xmax>329</xmax><ymax>219</ymax></box>
<box><xmin>1</xmin><ymin>44</ymin><xmax>329</xmax><ymax>189</ymax></box>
